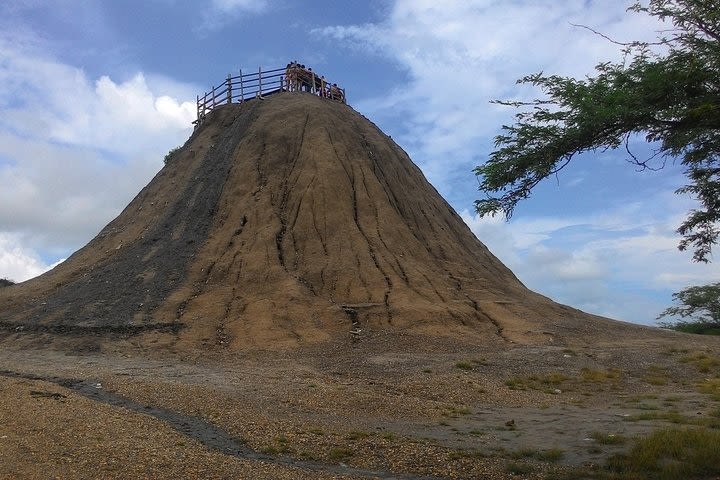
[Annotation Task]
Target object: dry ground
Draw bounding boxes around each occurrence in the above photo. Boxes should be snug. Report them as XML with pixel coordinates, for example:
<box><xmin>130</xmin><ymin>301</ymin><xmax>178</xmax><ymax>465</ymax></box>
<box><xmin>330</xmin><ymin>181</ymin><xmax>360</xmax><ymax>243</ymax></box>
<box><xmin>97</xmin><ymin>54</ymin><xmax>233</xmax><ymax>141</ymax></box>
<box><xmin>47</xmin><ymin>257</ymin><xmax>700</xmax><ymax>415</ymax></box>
<box><xmin>2</xmin><ymin>331</ymin><xmax>720</xmax><ymax>479</ymax></box>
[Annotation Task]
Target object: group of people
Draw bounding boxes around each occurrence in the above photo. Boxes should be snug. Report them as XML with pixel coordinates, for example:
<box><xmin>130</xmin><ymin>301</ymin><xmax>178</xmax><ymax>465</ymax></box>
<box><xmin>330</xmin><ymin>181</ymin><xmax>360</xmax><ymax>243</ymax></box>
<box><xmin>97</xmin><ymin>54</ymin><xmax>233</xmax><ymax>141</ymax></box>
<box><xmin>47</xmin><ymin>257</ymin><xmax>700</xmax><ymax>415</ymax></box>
<box><xmin>284</xmin><ymin>61</ymin><xmax>345</xmax><ymax>103</ymax></box>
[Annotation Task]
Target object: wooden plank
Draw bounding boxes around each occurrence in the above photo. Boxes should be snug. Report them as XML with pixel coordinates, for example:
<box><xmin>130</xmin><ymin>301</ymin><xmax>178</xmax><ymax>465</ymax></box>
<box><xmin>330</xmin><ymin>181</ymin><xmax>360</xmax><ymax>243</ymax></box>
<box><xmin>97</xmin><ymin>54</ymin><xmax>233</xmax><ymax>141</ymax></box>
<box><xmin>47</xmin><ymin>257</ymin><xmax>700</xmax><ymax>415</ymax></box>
<box><xmin>239</xmin><ymin>69</ymin><xmax>244</xmax><ymax>102</ymax></box>
<box><xmin>258</xmin><ymin>66</ymin><xmax>262</xmax><ymax>96</ymax></box>
<box><xmin>227</xmin><ymin>74</ymin><xmax>232</xmax><ymax>104</ymax></box>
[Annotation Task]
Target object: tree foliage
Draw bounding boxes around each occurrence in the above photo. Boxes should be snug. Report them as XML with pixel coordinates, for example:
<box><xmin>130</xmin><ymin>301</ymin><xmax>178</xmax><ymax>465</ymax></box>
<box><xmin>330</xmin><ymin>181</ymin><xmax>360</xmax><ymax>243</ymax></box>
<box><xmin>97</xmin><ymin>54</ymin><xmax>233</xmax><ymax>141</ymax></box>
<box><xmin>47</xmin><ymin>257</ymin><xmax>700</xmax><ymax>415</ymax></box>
<box><xmin>474</xmin><ymin>0</ymin><xmax>720</xmax><ymax>263</ymax></box>
<box><xmin>0</xmin><ymin>278</ymin><xmax>15</xmax><ymax>288</ymax></box>
<box><xmin>658</xmin><ymin>282</ymin><xmax>720</xmax><ymax>334</ymax></box>
<box><xmin>163</xmin><ymin>146</ymin><xmax>181</xmax><ymax>165</ymax></box>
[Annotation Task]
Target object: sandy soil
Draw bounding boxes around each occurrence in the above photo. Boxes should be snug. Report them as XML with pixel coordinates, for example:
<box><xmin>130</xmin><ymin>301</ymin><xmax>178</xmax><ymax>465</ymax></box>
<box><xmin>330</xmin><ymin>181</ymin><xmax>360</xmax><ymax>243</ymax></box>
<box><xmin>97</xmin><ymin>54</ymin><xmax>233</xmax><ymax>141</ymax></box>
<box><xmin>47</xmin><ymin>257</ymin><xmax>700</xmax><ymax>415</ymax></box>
<box><xmin>1</xmin><ymin>331</ymin><xmax>719</xmax><ymax>479</ymax></box>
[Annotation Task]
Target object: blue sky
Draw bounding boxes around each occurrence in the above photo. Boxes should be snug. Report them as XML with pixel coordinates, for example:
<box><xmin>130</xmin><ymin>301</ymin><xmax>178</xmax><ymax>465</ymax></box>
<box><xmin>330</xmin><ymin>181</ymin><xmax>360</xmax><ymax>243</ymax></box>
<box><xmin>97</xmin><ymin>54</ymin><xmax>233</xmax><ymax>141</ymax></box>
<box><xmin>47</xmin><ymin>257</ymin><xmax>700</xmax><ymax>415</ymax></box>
<box><xmin>0</xmin><ymin>0</ymin><xmax>717</xmax><ymax>325</ymax></box>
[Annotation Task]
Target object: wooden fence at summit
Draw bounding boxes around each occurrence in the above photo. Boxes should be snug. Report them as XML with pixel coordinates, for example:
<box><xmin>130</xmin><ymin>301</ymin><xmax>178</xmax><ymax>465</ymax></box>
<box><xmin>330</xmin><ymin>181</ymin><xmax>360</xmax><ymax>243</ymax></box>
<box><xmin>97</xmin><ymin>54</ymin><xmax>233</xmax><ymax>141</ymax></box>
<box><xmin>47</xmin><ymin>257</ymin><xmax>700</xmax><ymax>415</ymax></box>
<box><xmin>195</xmin><ymin>64</ymin><xmax>346</xmax><ymax>126</ymax></box>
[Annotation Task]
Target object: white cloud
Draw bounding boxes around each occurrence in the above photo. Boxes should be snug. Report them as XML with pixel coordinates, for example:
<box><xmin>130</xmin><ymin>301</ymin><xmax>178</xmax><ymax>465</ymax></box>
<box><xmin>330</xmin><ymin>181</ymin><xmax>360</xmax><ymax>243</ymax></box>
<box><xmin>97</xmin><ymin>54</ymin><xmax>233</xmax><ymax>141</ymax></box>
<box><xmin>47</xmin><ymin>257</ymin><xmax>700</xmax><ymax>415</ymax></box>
<box><xmin>198</xmin><ymin>0</ymin><xmax>271</xmax><ymax>32</ymax></box>
<box><xmin>460</xmin><ymin>195</ymin><xmax>720</xmax><ymax>325</ymax></box>
<box><xmin>0</xmin><ymin>31</ymin><xmax>196</xmax><ymax>281</ymax></box>
<box><xmin>317</xmin><ymin>0</ymin><xmax>666</xmax><ymax>189</ymax></box>
<box><xmin>211</xmin><ymin>0</ymin><xmax>269</xmax><ymax>14</ymax></box>
<box><xmin>0</xmin><ymin>234</ymin><xmax>56</xmax><ymax>283</ymax></box>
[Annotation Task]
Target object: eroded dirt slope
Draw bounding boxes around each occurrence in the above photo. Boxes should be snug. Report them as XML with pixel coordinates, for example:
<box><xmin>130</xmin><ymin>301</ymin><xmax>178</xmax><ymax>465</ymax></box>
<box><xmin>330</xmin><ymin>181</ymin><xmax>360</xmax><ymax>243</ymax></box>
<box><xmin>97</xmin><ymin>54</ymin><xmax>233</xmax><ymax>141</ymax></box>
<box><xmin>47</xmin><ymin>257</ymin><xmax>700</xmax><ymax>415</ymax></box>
<box><xmin>0</xmin><ymin>93</ymin><xmax>658</xmax><ymax>350</ymax></box>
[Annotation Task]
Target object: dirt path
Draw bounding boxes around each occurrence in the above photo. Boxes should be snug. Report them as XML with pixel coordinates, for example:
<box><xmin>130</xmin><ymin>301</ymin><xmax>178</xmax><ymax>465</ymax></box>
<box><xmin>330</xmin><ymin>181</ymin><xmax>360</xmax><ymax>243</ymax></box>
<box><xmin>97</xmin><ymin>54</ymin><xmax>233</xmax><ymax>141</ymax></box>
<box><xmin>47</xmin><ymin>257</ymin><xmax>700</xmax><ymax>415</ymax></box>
<box><xmin>0</xmin><ymin>368</ymin><xmax>442</xmax><ymax>480</ymax></box>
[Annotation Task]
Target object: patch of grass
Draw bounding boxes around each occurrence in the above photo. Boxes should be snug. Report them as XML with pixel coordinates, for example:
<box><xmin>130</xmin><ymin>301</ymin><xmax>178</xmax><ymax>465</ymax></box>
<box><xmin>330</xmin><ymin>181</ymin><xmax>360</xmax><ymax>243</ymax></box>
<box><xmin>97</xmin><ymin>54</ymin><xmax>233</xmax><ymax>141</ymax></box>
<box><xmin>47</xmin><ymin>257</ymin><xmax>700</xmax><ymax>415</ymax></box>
<box><xmin>606</xmin><ymin>427</ymin><xmax>720</xmax><ymax>479</ymax></box>
<box><xmin>455</xmin><ymin>361</ymin><xmax>474</xmax><ymax>370</ymax></box>
<box><xmin>345</xmin><ymin>431</ymin><xmax>370</xmax><ymax>441</ymax></box>
<box><xmin>644</xmin><ymin>365</ymin><xmax>670</xmax><ymax>385</ymax></box>
<box><xmin>448</xmin><ymin>448</ymin><xmax>486</xmax><ymax>461</ymax></box>
<box><xmin>506</xmin><ymin>461</ymin><xmax>534</xmax><ymax>475</ymax></box>
<box><xmin>626</xmin><ymin>410</ymin><xmax>688</xmax><ymax>423</ymax></box>
<box><xmin>664</xmin><ymin>347</ymin><xmax>690</xmax><ymax>356</ymax></box>
<box><xmin>581</xmin><ymin>368</ymin><xmax>622</xmax><ymax>383</ymax></box>
<box><xmin>381</xmin><ymin>432</ymin><xmax>396</xmax><ymax>441</ymax></box>
<box><xmin>298</xmin><ymin>450</ymin><xmax>319</xmax><ymax>461</ymax></box>
<box><xmin>308</xmin><ymin>427</ymin><xmax>324</xmax><ymax>436</ymax></box>
<box><xmin>262</xmin><ymin>436</ymin><xmax>292</xmax><ymax>454</ymax></box>
<box><xmin>505</xmin><ymin>377</ymin><xmax>527</xmax><ymax>390</ymax></box>
<box><xmin>536</xmin><ymin>448</ymin><xmax>564</xmax><ymax>462</ymax></box>
<box><xmin>328</xmin><ymin>447</ymin><xmax>354</xmax><ymax>462</ymax></box>
<box><xmin>698</xmin><ymin>377</ymin><xmax>720</xmax><ymax>401</ymax></box>
<box><xmin>591</xmin><ymin>432</ymin><xmax>626</xmax><ymax>445</ymax></box>
<box><xmin>625</xmin><ymin>410</ymin><xmax>720</xmax><ymax>428</ymax></box>
<box><xmin>442</xmin><ymin>405</ymin><xmax>472</xmax><ymax>418</ymax></box>
<box><xmin>509</xmin><ymin>447</ymin><xmax>538</xmax><ymax>459</ymax></box>
<box><xmin>680</xmin><ymin>351</ymin><xmax>720</xmax><ymax>373</ymax></box>
<box><xmin>537</xmin><ymin>373</ymin><xmax>569</xmax><ymax>385</ymax></box>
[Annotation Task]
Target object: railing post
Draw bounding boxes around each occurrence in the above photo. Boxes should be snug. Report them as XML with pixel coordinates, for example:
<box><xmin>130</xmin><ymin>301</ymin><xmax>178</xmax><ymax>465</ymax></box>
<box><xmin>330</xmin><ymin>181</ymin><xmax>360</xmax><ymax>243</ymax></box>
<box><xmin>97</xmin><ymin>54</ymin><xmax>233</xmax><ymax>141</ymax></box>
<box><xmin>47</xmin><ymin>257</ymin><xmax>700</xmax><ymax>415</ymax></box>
<box><xmin>227</xmin><ymin>74</ymin><xmax>232</xmax><ymax>104</ymax></box>
<box><xmin>258</xmin><ymin>66</ymin><xmax>262</xmax><ymax>96</ymax></box>
<box><xmin>311</xmin><ymin>72</ymin><xmax>316</xmax><ymax>94</ymax></box>
<box><xmin>196</xmin><ymin>94</ymin><xmax>200</xmax><ymax>122</ymax></box>
<box><xmin>239</xmin><ymin>69</ymin><xmax>244</xmax><ymax>102</ymax></box>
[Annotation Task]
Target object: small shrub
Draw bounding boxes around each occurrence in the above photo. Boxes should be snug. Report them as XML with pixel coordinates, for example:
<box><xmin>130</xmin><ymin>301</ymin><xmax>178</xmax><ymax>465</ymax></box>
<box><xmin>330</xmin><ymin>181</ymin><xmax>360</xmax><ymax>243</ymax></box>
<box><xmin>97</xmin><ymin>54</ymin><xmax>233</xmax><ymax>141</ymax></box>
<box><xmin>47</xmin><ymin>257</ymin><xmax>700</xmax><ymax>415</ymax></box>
<box><xmin>0</xmin><ymin>278</ymin><xmax>15</xmax><ymax>288</ymax></box>
<box><xmin>163</xmin><ymin>146</ymin><xmax>181</xmax><ymax>164</ymax></box>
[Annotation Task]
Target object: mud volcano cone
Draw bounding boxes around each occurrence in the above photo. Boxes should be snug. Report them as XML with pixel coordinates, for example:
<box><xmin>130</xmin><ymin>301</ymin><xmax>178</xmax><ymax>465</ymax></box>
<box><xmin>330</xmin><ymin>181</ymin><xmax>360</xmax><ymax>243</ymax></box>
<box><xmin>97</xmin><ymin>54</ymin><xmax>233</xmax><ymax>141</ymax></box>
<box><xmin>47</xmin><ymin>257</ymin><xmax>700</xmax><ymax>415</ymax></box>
<box><xmin>0</xmin><ymin>92</ymin><xmax>639</xmax><ymax>350</ymax></box>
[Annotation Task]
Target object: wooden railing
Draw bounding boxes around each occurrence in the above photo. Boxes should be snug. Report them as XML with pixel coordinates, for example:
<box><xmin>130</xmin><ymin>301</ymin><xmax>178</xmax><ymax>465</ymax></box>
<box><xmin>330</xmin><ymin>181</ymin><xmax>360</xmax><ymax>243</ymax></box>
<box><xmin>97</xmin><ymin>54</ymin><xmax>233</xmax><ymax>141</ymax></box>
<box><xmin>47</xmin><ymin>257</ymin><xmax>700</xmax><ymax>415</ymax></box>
<box><xmin>195</xmin><ymin>64</ymin><xmax>346</xmax><ymax>125</ymax></box>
